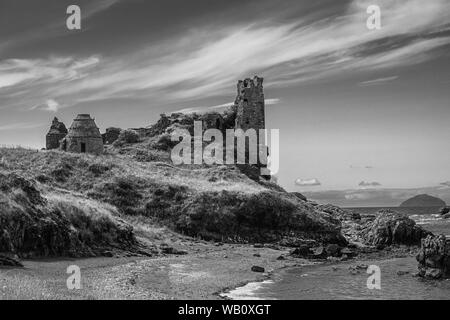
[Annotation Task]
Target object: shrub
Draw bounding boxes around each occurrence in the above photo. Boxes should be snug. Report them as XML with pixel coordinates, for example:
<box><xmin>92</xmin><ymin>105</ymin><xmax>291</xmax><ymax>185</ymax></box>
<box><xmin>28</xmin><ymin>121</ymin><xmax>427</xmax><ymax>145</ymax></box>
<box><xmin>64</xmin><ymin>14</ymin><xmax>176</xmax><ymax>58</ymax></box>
<box><xmin>113</xmin><ymin>129</ymin><xmax>140</xmax><ymax>146</ymax></box>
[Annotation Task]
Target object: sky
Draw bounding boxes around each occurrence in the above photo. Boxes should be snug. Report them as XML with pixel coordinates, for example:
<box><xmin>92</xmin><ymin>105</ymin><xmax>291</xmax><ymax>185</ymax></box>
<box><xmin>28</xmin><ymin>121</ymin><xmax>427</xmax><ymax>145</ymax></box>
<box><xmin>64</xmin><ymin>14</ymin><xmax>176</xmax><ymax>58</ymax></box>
<box><xmin>0</xmin><ymin>0</ymin><xmax>449</xmax><ymax>205</ymax></box>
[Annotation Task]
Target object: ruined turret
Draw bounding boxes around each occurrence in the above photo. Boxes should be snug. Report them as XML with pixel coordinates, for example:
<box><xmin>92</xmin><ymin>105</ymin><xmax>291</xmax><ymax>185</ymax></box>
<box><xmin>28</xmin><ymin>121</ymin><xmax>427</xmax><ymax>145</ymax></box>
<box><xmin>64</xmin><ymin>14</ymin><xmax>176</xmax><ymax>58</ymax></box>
<box><xmin>235</xmin><ymin>76</ymin><xmax>265</xmax><ymax>131</ymax></box>
<box><xmin>46</xmin><ymin>117</ymin><xmax>68</xmax><ymax>150</ymax></box>
<box><xmin>60</xmin><ymin>114</ymin><xmax>103</xmax><ymax>155</ymax></box>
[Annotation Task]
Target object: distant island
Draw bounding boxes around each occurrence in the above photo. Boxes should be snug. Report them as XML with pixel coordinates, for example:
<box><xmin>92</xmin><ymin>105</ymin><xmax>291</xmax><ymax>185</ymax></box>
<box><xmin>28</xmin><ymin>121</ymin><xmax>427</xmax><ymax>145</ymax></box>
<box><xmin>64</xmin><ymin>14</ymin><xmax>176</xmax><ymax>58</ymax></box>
<box><xmin>399</xmin><ymin>194</ymin><xmax>446</xmax><ymax>208</ymax></box>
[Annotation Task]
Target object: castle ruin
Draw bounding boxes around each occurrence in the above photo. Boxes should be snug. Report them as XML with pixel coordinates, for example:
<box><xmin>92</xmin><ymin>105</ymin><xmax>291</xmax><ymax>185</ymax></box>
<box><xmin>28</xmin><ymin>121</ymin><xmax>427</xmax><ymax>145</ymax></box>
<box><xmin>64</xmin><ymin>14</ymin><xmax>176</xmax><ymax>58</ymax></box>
<box><xmin>235</xmin><ymin>76</ymin><xmax>265</xmax><ymax>132</ymax></box>
<box><xmin>44</xmin><ymin>76</ymin><xmax>267</xmax><ymax>162</ymax></box>
<box><xmin>60</xmin><ymin>114</ymin><xmax>104</xmax><ymax>155</ymax></box>
<box><xmin>46</xmin><ymin>117</ymin><xmax>68</xmax><ymax>150</ymax></box>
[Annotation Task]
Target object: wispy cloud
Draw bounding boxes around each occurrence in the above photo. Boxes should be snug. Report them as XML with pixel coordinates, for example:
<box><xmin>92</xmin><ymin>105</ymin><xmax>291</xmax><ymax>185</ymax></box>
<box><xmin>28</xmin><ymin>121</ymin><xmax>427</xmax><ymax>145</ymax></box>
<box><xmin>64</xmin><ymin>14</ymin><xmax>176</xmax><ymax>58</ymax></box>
<box><xmin>0</xmin><ymin>122</ymin><xmax>44</xmax><ymax>131</ymax></box>
<box><xmin>2</xmin><ymin>0</ymin><xmax>449</xmax><ymax>111</ymax></box>
<box><xmin>295</xmin><ymin>178</ymin><xmax>321</xmax><ymax>187</ymax></box>
<box><xmin>174</xmin><ymin>98</ymin><xmax>281</xmax><ymax>114</ymax></box>
<box><xmin>358</xmin><ymin>76</ymin><xmax>398</xmax><ymax>86</ymax></box>
<box><xmin>350</xmin><ymin>165</ymin><xmax>375</xmax><ymax>169</ymax></box>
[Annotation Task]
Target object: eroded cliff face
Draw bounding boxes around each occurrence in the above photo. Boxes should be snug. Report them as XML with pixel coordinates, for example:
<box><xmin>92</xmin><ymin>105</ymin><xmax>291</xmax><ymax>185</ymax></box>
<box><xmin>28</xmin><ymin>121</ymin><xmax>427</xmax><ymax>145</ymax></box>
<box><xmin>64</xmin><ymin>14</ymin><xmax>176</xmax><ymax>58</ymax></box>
<box><xmin>0</xmin><ymin>171</ymin><xmax>138</xmax><ymax>258</ymax></box>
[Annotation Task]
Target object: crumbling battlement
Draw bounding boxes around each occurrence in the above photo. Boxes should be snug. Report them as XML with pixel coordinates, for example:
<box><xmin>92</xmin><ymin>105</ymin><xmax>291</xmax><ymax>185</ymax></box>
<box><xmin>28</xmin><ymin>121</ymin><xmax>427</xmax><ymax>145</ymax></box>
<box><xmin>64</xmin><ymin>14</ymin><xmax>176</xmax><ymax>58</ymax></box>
<box><xmin>235</xmin><ymin>76</ymin><xmax>265</xmax><ymax>132</ymax></box>
<box><xmin>46</xmin><ymin>117</ymin><xmax>68</xmax><ymax>150</ymax></box>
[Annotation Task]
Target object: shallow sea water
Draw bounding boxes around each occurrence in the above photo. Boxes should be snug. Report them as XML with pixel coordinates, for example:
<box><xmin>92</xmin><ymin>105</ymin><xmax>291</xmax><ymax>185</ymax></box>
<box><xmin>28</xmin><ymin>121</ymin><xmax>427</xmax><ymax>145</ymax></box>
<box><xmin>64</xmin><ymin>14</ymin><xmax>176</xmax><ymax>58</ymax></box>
<box><xmin>226</xmin><ymin>207</ymin><xmax>450</xmax><ymax>300</ymax></box>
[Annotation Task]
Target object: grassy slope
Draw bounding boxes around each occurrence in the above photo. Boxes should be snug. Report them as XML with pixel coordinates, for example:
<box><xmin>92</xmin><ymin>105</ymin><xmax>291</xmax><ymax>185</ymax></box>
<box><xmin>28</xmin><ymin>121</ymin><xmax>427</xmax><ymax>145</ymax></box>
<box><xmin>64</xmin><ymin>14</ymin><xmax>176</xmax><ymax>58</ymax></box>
<box><xmin>0</xmin><ymin>136</ymin><xmax>345</xmax><ymax>258</ymax></box>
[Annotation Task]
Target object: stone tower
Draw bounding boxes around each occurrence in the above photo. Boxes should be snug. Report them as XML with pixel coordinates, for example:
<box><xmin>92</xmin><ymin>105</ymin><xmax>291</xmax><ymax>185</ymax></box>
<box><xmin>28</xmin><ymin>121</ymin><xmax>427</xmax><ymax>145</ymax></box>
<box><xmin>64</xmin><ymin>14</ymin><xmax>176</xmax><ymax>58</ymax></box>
<box><xmin>60</xmin><ymin>114</ymin><xmax>103</xmax><ymax>155</ymax></box>
<box><xmin>235</xmin><ymin>76</ymin><xmax>265</xmax><ymax>131</ymax></box>
<box><xmin>46</xmin><ymin>117</ymin><xmax>68</xmax><ymax>150</ymax></box>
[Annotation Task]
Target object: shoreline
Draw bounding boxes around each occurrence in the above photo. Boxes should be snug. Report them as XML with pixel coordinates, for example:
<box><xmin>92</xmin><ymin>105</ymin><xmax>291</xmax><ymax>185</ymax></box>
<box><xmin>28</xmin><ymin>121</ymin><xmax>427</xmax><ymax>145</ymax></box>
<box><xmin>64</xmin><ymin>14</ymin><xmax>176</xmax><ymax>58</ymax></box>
<box><xmin>219</xmin><ymin>246</ymin><xmax>420</xmax><ymax>300</ymax></box>
<box><xmin>0</xmin><ymin>239</ymin><xmax>428</xmax><ymax>300</ymax></box>
<box><xmin>0</xmin><ymin>241</ymin><xmax>308</xmax><ymax>300</ymax></box>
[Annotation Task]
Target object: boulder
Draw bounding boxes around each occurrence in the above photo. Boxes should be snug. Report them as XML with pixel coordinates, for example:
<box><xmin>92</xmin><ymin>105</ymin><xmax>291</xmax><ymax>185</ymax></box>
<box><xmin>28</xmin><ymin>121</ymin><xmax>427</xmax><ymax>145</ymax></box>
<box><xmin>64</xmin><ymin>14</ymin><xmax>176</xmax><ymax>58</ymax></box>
<box><xmin>291</xmin><ymin>192</ymin><xmax>307</xmax><ymax>201</ymax></box>
<box><xmin>325</xmin><ymin>244</ymin><xmax>341</xmax><ymax>257</ymax></box>
<box><xmin>160</xmin><ymin>244</ymin><xmax>188</xmax><ymax>255</ymax></box>
<box><xmin>360</xmin><ymin>210</ymin><xmax>431</xmax><ymax>246</ymax></box>
<box><xmin>439</xmin><ymin>207</ymin><xmax>450</xmax><ymax>215</ymax></box>
<box><xmin>0</xmin><ymin>254</ymin><xmax>23</xmax><ymax>267</ymax></box>
<box><xmin>251</xmin><ymin>266</ymin><xmax>265</xmax><ymax>273</ymax></box>
<box><xmin>416</xmin><ymin>234</ymin><xmax>450</xmax><ymax>279</ymax></box>
<box><xmin>290</xmin><ymin>245</ymin><xmax>312</xmax><ymax>257</ymax></box>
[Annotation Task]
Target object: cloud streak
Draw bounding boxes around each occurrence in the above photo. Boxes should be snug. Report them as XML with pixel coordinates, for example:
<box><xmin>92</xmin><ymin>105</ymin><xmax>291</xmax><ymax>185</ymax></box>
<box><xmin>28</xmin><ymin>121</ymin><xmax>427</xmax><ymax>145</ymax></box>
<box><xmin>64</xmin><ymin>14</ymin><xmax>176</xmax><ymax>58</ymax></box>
<box><xmin>295</xmin><ymin>178</ymin><xmax>321</xmax><ymax>187</ymax></box>
<box><xmin>174</xmin><ymin>98</ymin><xmax>281</xmax><ymax>114</ymax></box>
<box><xmin>358</xmin><ymin>76</ymin><xmax>398</xmax><ymax>86</ymax></box>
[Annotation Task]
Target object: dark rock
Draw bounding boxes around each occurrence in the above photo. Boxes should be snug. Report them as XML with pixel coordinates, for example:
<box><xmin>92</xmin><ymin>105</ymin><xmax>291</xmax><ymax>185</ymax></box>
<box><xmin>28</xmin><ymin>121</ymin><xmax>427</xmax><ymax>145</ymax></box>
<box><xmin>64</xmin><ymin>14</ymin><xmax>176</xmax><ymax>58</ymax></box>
<box><xmin>290</xmin><ymin>245</ymin><xmax>312</xmax><ymax>257</ymax></box>
<box><xmin>439</xmin><ymin>207</ymin><xmax>450</xmax><ymax>215</ymax></box>
<box><xmin>253</xmin><ymin>253</ymin><xmax>261</xmax><ymax>257</ymax></box>
<box><xmin>416</xmin><ymin>234</ymin><xmax>450</xmax><ymax>279</ymax></box>
<box><xmin>0</xmin><ymin>255</ymin><xmax>23</xmax><ymax>267</ymax></box>
<box><xmin>312</xmin><ymin>246</ymin><xmax>327</xmax><ymax>259</ymax></box>
<box><xmin>160</xmin><ymin>246</ymin><xmax>188</xmax><ymax>255</ymax></box>
<box><xmin>276</xmin><ymin>255</ymin><xmax>285</xmax><ymax>261</ymax></box>
<box><xmin>361</xmin><ymin>210</ymin><xmax>431</xmax><ymax>246</ymax></box>
<box><xmin>102</xmin><ymin>251</ymin><xmax>114</xmax><ymax>257</ymax></box>
<box><xmin>251</xmin><ymin>266</ymin><xmax>265</xmax><ymax>273</ymax></box>
<box><xmin>397</xmin><ymin>270</ymin><xmax>409</xmax><ymax>276</ymax></box>
<box><xmin>278</xmin><ymin>238</ymin><xmax>317</xmax><ymax>248</ymax></box>
<box><xmin>325</xmin><ymin>244</ymin><xmax>341</xmax><ymax>257</ymax></box>
<box><xmin>291</xmin><ymin>192</ymin><xmax>307</xmax><ymax>201</ymax></box>
<box><xmin>425</xmin><ymin>268</ymin><xmax>443</xmax><ymax>279</ymax></box>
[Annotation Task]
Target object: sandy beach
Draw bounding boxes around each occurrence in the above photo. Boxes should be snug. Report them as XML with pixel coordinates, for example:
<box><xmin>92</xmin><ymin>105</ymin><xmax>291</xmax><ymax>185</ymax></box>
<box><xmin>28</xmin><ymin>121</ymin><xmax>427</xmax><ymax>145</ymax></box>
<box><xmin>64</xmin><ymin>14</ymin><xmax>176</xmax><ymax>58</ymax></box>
<box><xmin>0</xmin><ymin>240</ymin><xmax>310</xmax><ymax>300</ymax></box>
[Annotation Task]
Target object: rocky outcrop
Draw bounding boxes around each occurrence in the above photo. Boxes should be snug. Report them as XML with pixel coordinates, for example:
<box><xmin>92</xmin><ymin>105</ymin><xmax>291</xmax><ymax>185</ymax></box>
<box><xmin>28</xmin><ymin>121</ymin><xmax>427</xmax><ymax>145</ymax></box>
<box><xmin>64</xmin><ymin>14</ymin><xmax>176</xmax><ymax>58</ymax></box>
<box><xmin>46</xmin><ymin>117</ymin><xmax>68</xmax><ymax>150</ymax></box>
<box><xmin>0</xmin><ymin>172</ymin><xmax>138</xmax><ymax>258</ymax></box>
<box><xmin>416</xmin><ymin>234</ymin><xmax>450</xmax><ymax>279</ymax></box>
<box><xmin>439</xmin><ymin>206</ymin><xmax>450</xmax><ymax>215</ymax></box>
<box><xmin>360</xmin><ymin>210</ymin><xmax>431</xmax><ymax>247</ymax></box>
<box><xmin>400</xmin><ymin>194</ymin><xmax>446</xmax><ymax>208</ymax></box>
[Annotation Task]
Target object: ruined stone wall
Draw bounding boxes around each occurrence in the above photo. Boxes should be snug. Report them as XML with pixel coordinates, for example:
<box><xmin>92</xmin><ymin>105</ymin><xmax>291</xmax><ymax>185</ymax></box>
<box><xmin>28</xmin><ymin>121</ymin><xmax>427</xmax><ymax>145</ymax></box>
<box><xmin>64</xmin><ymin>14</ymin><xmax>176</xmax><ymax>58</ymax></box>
<box><xmin>46</xmin><ymin>117</ymin><xmax>68</xmax><ymax>150</ymax></box>
<box><xmin>235</xmin><ymin>76</ymin><xmax>265</xmax><ymax>132</ymax></box>
<box><xmin>46</xmin><ymin>133</ymin><xmax>67</xmax><ymax>150</ymax></box>
<box><xmin>63</xmin><ymin>136</ymin><xmax>104</xmax><ymax>155</ymax></box>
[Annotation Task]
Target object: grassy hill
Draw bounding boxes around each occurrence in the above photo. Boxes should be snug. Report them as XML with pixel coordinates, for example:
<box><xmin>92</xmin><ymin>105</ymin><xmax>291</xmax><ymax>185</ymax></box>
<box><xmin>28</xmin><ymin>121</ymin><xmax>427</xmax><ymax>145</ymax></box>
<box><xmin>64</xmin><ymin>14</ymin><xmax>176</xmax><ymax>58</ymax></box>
<box><xmin>0</xmin><ymin>113</ymin><xmax>347</xmax><ymax>258</ymax></box>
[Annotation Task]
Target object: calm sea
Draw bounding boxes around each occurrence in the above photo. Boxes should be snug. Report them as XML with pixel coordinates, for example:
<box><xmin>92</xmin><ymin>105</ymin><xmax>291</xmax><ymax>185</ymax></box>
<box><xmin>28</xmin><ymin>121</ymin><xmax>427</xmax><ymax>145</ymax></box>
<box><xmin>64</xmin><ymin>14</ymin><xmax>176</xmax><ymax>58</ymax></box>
<box><xmin>224</xmin><ymin>207</ymin><xmax>450</xmax><ymax>300</ymax></box>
